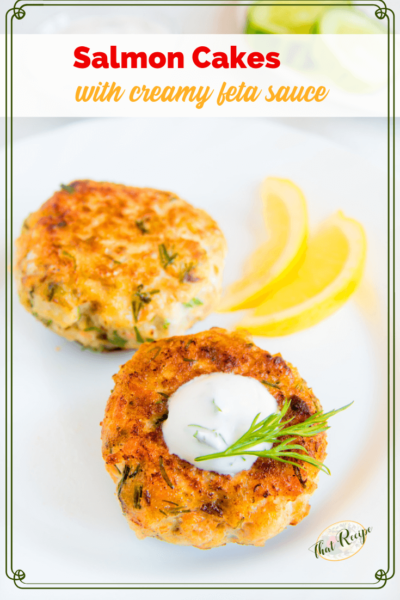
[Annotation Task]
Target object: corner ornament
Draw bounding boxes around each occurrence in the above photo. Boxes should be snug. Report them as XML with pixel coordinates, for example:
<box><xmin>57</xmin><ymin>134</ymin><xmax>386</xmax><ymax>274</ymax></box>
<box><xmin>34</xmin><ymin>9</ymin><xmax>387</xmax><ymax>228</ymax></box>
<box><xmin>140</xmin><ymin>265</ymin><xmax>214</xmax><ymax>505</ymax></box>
<box><xmin>12</xmin><ymin>569</ymin><xmax>26</xmax><ymax>585</ymax></box>
<box><xmin>375</xmin><ymin>568</ymin><xmax>388</xmax><ymax>587</ymax></box>
<box><xmin>375</xmin><ymin>2</ymin><xmax>389</xmax><ymax>20</ymax></box>
<box><xmin>12</xmin><ymin>1</ymin><xmax>26</xmax><ymax>20</ymax></box>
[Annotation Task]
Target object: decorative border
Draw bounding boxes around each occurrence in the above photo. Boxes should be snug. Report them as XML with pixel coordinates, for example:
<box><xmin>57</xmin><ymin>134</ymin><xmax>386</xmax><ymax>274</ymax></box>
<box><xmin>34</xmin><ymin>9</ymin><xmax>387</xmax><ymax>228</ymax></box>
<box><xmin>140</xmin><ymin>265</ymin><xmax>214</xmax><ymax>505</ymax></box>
<box><xmin>4</xmin><ymin>0</ymin><xmax>395</xmax><ymax>590</ymax></box>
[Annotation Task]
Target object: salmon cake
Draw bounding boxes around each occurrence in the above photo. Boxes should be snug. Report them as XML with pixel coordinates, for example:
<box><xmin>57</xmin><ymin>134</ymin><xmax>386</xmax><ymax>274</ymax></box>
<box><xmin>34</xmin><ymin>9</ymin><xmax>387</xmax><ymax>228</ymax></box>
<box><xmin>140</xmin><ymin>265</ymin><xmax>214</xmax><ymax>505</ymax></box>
<box><xmin>14</xmin><ymin>181</ymin><xmax>226</xmax><ymax>351</ymax></box>
<box><xmin>101</xmin><ymin>328</ymin><xmax>327</xmax><ymax>549</ymax></box>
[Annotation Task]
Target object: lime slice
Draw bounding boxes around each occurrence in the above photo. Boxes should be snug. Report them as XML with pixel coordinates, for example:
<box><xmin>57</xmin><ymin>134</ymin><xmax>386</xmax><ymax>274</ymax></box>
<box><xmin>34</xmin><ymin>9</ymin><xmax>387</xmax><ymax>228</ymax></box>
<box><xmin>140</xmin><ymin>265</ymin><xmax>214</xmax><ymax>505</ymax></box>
<box><xmin>314</xmin><ymin>8</ymin><xmax>386</xmax><ymax>92</ymax></box>
<box><xmin>315</xmin><ymin>7</ymin><xmax>387</xmax><ymax>34</ymax></box>
<box><xmin>246</xmin><ymin>1</ymin><xmax>350</xmax><ymax>34</ymax></box>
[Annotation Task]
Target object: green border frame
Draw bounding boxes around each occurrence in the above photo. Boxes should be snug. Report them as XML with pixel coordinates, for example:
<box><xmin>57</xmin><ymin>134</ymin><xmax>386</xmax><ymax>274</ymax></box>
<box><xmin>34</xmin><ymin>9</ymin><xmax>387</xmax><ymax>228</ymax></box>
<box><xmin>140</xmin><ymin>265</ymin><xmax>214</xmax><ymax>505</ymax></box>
<box><xmin>4</xmin><ymin>0</ymin><xmax>395</xmax><ymax>590</ymax></box>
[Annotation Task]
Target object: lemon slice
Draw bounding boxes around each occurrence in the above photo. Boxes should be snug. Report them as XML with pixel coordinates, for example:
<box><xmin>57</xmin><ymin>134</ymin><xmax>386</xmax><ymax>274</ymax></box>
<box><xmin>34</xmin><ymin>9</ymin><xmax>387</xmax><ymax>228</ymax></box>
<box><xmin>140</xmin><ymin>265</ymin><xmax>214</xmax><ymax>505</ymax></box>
<box><xmin>245</xmin><ymin>1</ymin><xmax>350</xmax><ymax>34</ymax></box>
<box><xmin>218</xmin><ymin>177</ymin><xmax>308</xmax><ymax>312</ymax></box>
<box><xmin>237</xmin><ymin>211</ymin><xmax>366</xmax><ymax>336</ymax></box>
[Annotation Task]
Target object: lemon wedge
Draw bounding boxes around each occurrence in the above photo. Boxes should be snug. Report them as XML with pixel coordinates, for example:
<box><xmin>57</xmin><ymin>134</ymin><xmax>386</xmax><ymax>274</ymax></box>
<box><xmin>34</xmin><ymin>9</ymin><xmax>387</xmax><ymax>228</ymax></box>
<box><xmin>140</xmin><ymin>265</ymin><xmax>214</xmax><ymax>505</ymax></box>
<box><xmin>218</xmin><ymin>177</ymin><xmax>308</xmax><ymax>311</ymax></box>
<box><xmin>237</xmin><ymin>211</ymin><xmax>366</xmax><ymax>336</ymax></box>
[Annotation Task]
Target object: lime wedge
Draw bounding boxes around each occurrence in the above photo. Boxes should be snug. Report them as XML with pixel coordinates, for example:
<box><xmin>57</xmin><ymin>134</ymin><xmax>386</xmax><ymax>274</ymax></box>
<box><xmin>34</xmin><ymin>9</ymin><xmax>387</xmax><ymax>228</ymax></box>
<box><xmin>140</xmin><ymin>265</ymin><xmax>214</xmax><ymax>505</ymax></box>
<box><xmin>314</xmin><ymin>8</ymin><xmax>386</xmax><ymax>92</ymax></box>
<box><xmin>246</xmin><ymin>1</ymin><xmax>351</xmax><ymax>34</ymax></box>
<box><xmin>315</xmin><ymin>7</ymin><xmax>386</xmax><ymax>34</ymax></box>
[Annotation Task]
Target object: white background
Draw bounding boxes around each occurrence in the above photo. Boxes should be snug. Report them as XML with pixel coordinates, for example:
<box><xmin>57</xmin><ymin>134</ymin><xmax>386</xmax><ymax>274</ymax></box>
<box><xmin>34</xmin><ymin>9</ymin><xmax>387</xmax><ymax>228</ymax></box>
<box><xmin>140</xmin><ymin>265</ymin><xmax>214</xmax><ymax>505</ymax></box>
<box><xmin>0</xmin><ymin>115</ymin><xmax>397</xmax><ymax>600</ymax></box>
<box><xmin>1</xmin><ymin>1</ymin><xmax>399</xmax><ymax>599</ymax></box>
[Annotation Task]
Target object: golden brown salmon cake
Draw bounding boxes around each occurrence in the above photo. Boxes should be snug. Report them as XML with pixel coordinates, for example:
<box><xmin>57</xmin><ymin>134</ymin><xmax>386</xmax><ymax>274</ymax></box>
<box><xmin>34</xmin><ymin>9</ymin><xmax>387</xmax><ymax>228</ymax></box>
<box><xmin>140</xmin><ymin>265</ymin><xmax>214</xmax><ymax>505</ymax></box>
<box><xmin>14</xmin><ymin>181</ymin><xmax>226</xmax><ymax>351</ymax></box>
<box><xmin>101</xmin><ymin>328</ymin><xmax>327</xmax><ymax>549</ymax></box>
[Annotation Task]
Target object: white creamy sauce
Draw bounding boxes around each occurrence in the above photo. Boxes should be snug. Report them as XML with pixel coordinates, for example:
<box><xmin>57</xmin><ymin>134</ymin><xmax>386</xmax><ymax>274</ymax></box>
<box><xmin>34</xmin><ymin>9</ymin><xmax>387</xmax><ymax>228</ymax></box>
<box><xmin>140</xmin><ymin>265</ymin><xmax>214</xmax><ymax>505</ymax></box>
<box><xmin>162</xmin><ymin>372</ymin><xmax>278</xmax><ymax>476</ymax></box>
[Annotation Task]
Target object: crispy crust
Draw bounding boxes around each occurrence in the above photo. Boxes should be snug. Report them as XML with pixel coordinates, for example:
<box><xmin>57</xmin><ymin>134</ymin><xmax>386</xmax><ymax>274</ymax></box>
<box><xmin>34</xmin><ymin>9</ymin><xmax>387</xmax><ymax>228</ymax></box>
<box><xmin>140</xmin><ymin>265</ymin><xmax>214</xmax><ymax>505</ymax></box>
<box><xmin>101</xmin><ymin>328</ymin><xmax>327</xmax><ymax>549</ymax></box>
<box><xmin>14</xmin><ymin>180</ymin><xmax>226</xmax><ymax>351</ymax></box>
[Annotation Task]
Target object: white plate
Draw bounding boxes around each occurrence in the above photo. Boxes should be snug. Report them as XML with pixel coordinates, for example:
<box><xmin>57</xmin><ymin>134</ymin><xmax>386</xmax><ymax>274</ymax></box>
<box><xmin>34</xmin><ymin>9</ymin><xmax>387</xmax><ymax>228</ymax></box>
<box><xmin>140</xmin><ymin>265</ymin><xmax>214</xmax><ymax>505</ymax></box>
<box><xmin>5</xmin><ymin>118</ymin><xmax>389</xmax><ymax>586</ymax></box>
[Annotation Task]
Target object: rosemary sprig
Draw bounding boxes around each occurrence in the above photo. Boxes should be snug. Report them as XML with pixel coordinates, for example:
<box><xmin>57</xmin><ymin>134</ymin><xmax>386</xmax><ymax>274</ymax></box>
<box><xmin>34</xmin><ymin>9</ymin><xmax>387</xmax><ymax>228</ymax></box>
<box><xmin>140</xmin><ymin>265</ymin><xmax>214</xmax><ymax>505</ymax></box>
<box><xmin>194</xmin><ymin>399</ymin><xmax>353</xmax><ymax>475</ymax></box>
<box><xmin>117</xmin><ymin>464</ymin><xmax>130</xmax><ymax>498</ymax></box>
<box><xmin>158</xmin><ymin>244</ymin><xmax>178</xmax><ymax>269</ymax></box>
<box><xmin>132</xmin><ymin>284</ymin><xmax>159</xmax><ymax>322</ymax></box>
<box><xmin>179</xmin><ymin>262</ymin><xmax>199</xmax><ymax>283</ymax></box>
<box><xmin>133</xmin><ymin>485</ymin><xmax>143</xmax><ymax>509</ymax></box>
<box><xmin>159</xmin><ymin>244</ymin><xmax>178</xmax><ymax>269</ymax></box>
<box><xmin>159</xmin><ymin>456</ymin><xmax>174</xmax><ymax>488</ymax></box>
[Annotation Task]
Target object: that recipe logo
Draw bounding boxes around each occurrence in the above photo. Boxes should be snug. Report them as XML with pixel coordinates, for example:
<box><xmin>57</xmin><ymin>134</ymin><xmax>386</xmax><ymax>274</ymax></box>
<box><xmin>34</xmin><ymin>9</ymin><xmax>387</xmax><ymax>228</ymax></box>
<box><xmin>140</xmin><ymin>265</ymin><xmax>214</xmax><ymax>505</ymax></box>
<box><xmin>309</xmin><ymin>521</ymin><xmax>372</xmax><ymax>561</ymax></box>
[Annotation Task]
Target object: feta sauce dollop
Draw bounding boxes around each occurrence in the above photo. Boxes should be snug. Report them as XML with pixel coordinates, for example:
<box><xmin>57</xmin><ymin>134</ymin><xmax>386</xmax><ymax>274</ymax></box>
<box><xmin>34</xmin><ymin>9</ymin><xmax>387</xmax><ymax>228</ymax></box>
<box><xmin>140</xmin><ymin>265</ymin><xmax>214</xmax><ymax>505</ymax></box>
<box><xmin>162</xmin><ymin>373</ymin><xmax>278</xmax><ymax>476</ymax></box>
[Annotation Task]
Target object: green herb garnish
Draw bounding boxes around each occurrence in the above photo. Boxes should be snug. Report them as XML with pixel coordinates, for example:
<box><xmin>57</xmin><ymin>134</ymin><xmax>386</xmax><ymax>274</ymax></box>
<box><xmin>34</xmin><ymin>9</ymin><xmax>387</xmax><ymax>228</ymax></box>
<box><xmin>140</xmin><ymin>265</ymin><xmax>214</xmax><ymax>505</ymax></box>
<box><xmin>163</xmin><ymin>320</ymin><xmax>170</xmax><ymax>330</ymax></box>
<box><xmin>108</xmin><ymin>330</ymin><xmax>127</xmax><ymax>347</ymax></box>
<box><xmin>132</xmin><ymin>284</ymin><xmax>160</xmax><ymax>322</ymax></box>
<box><xmin>80</xmin><ymin>344</ymin><xmax>105</xmax><ymax>353</ymax></box>
<box><xmin>212</xmin><ymin>399</ymin><xmax>222</xmax><ymax>412</ymax></box>
<box><xmin>179</xmin><ymin>262</ymin><xmax>198</xmax><ymax>283</ymax></box>
<box><xmin>154</xmin><ymin>413</ymin><xmax>168</xmax><ymax>427</ymax></box>
<box><xmin>62</xmin><ymin>251</ymin><xmax>76</xmax><ymax>269</ymax></box>
<box><xmin>117</xmin><ymin>464</ymin><xmax>130</xmax><ymax>498</ymax></box>
<box><xmin>150</xmin><ymin>346</ymin><xmax>161</xmax><ymax>361</ymax></box>
<box><xmin>159</xmin><ymin>457</ymin><xmax>174</xmax><ymax>489</ymax></box>
<box><xmin>132</xmin><ymin>299</ymin><xmax>141</xmax><ymax>323</ymax></box>
<box><xmin>183</xmin><ymin>298</ymin><xmax>203</xmax><ymax>308</ymax></box>
<box><xmin>32</xmin><ymin>311</ymin><xmax>52</xmax><ymax>327</ymax></box>
<box><xmin>135</xmin><ymin>219</ymin><xmax>148</xmax><ymax>234</ymax></box>
<box><xmin>262</xmin><ymin>380</ymin><xmax>280</xmax><ymax>389</ymax></box>
<box><xmin>60</xmin><ymin>183</ymin><xmax>75</xmax><ymax>194</ymax></box>
<box><xmin>129</xmin><ymin>464</ymin><xmax>141</xmax><ymax>479</ymax></box>
<box><xmin>194</xmin><ymin>399</ymin><xmax>353</xmax><ymax>475</ymax></box>
<box><xmin>166</xmin><ymin>508</ymin><xmax>191</xmax><ymax>515</ymax></box>
<box><xmin>47</xmin><ymin>282</ymin><xmax>58</xmax><ymax>301</ymax></box>
<box><xmin>189</xmin><ymin>423</ymin><xmax>214</xmax><ymax>431</ymax></box>
<box><xmin>133</xmin><ymin>485</ymin><xmax>143</xmax><ymax>509</ymax></box>
<box><xmin>159</xmin><ymin>244</ymin><xmax>178</xmax><ymax>269</ymax></box>
<box><xmin>134</xmin><ymin>326</ymin><xmax>145</xmax><ymax>344</ymax></box>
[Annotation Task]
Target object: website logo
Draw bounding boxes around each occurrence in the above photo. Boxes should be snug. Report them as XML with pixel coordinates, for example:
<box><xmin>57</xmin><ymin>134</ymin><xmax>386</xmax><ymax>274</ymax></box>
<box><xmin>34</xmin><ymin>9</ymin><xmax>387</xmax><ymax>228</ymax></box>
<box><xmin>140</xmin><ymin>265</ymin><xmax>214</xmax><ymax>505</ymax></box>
<box><xmin>309</xmin><ymin>521</ymin><xmax>372</xmax><ymax>561</ymax></box>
